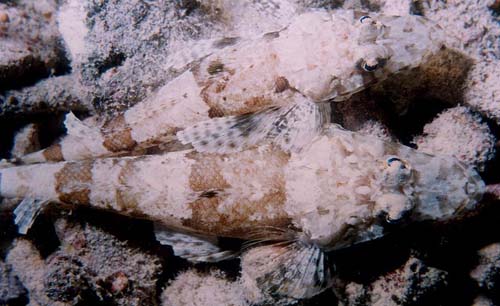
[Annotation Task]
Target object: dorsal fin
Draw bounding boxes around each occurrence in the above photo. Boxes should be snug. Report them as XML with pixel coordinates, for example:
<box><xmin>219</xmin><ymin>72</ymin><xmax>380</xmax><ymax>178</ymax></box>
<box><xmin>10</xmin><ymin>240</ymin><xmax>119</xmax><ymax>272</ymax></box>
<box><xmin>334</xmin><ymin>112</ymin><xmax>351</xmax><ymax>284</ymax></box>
<box><xmin>177</xmin><ymin>98</ymin><xmax>330</xmax><ymax>154</ymax></box>
<box><xmin>154</xmin><ymin>223</ymin><xmax>236</xmax><ymax>263</ymax></box>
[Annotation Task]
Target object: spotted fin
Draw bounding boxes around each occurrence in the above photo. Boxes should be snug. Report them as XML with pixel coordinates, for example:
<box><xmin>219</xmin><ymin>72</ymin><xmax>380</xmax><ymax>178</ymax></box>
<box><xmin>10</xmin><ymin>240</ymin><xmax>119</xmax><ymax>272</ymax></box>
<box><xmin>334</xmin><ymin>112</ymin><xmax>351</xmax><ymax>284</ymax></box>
<box><xmin>177</xmin><ymin>99</ymin><xmax>331</xmax><ymax>153</ymax></box>
<box><xmin>154</xmin><ymin>224</ymin><xmax>236</xmax><ymax>263</ymax></box>
<box><xmin>242</xmin><ymin>240</ymin><xmax>333</xmax><ymax>299</ymax></box>
<box><xmin>13</xmin><ymin>198</ymin><xmax>49</xmax><ymax>234</ymax></box>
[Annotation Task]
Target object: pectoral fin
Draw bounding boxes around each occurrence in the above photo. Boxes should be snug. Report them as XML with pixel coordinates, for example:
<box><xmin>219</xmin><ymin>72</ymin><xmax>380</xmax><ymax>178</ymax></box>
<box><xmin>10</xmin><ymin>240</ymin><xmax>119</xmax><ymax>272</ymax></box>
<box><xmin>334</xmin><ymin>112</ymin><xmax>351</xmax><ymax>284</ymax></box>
<box><xmin>242</xmin><ymin>240</ymin><xmax>333</xmax><ymax>299</ymax></box>
<box><xmin>13</xmin><ymin>198</ymin><xmax>50</xmax><ymax>234</ymax></box>
<box><xmin>177</xmin><ymin>99</ymin><xmax>331</xmax><ymax>153</ymax></box>
<box><xmin>154</xmin><ymin>223</ymin><xmax>236</xmax><ymax>263</ymax></box>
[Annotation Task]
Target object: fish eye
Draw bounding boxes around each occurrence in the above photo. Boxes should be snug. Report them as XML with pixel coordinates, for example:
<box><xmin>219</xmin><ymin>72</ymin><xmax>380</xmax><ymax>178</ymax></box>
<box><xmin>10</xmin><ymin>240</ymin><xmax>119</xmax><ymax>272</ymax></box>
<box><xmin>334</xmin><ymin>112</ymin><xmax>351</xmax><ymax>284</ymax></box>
<box><xmin>359</xmin><ymin>15</ymin><xmax>371</xmax><ymax>24</ymax></box>
<box><xmin>362</xmin><ymin>62</ymin><xmax>378</xmax><ymax>72</ymax></box>
<box><xmin>385</xmin><ymin>156</ymin><xmax>410</xmax><ymax>170</ymax></box>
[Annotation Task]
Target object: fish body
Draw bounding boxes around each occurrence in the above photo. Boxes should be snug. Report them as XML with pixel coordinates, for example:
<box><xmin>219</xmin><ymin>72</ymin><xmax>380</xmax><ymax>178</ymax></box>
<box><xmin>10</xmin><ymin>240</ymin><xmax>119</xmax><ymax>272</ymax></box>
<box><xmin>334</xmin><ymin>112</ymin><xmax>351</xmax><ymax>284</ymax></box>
<box><xmin>0</xmin><ymin>125</ymin><xmax>484</xmax><ymax>299</ymax></box>
<box><xmin>18</xmin><ymin>10</ymin><xmax>447</xmax><ymax>164</ymax></box>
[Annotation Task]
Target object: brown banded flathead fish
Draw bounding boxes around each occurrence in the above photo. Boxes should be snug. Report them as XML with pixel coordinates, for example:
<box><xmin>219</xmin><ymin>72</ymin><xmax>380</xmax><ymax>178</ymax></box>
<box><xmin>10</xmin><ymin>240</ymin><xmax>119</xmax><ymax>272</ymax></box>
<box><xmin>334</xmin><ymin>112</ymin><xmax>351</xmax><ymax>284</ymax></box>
<box><xmin>18</xmin><ymin>10</ymin><xmax>447</xmax><ymax>164</ymax></box>
<box><xmin>0</xmin><ymin>125</ymin><xmax>484</xmax><ymax>300</ymax></box>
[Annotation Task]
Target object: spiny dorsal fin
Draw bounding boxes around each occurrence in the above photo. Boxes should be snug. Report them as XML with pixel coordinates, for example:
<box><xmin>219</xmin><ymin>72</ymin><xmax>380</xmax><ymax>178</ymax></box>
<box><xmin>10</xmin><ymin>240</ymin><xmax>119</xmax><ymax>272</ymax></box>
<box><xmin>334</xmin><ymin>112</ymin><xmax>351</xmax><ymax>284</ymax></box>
<box><xmin>177</xmin><ymin>98</ymin><xmax>330</xmax><ymax>154</ymax></box>
<box><xmin>13</xmin><ymin>198</ymin><xmax>50</xmax><ymax>234</ymax></box>
<box><xmin>154</xmin><ymin>223</ymin><xmax>236</xmax><ymax>263</ymax></box>
<box><xmin>241</xmin><ymin>239</ymin><xmax>333</xmax><ymax>299</ymax></box>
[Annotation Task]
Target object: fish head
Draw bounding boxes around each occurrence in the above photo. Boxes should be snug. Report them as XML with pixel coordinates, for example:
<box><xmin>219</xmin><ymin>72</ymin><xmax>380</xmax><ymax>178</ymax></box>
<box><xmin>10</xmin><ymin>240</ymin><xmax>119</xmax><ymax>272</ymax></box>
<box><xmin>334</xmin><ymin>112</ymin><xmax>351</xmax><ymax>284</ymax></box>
<box><xmin>371</xmin><ymin>13</ymin><xmax>449</xmax><ymax>71</ymax></box>
<box><xmin>330</xmin><ymin>12</ymin><xmax>447</xmax><ymax>101</ymax></box>
<box><xmin>393</xmin><ymin>145</ymin><xmax>485</xmax><ymax>222</ymax></box>
<box><xmin>288</xmin><ymin>127</ymin><xmax>484</xmax><ymax>251</ymax></box>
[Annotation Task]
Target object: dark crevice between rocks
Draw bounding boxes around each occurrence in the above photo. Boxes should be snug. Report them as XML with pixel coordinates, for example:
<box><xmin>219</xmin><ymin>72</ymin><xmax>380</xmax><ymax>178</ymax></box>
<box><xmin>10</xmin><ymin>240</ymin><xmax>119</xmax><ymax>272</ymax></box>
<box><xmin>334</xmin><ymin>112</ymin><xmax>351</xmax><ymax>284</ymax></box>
<box><xmin>0</xmin><ymin>200</ymin><xmax>20</xmax><ymax>259</ymax></box>
<box><xmin>0</xmin><ymin>111</ymin><xmax>89</xmax><ymax>159</ymax></box>
<box><xmin>25</xmin><ymin>213</ymin><xmax>61</xmax><ymax>259</ymax></box>
<box><xmin>408</xmin><ymin>199</ymin><xmax>500</xmax><ymax>305</ymax></box>
<box><xmin>297</xmin><ymin>288</ymin><xmax>338</xmax><ymax>306</ymax></box>
<box><xmin>2</xmin><ymin>296</ymin><xmax>29</xmax><ymax>306</ymax></box>
<box><xmin>330</xmin><ymin>205</ymin><xmax>500</xmax><ymax>306</ymax></box>
<box><xmin>175</xmin><ymin>0</ymin><xmax>201</xmax><ymax>16</ymax></box>
<box><xmin>62</xmin><ymin>207</ymin><xmax>159</xmax><ymax>252</ymax></box>
<box><xmin>60</xmin><ymin>208</ymin><xmax>175</xmax><ymax>306</ymax></box>
<box><xmin>0</xmin><ymin>41</ymin><xmax>71</xmax><ymax>94</ymax></box>
<box><xmin>0</xmin><ymin>201</ymin><xmax>61</xmax><ymax>261</ymax></box>
<box><xmin>95</xmin><ymin>50</ymin><xmax>127</xmax><ymax>75</ymax></box>
<box><xmin>481</xmin><ymin>117</ymin><xmax>500</xmax><ymax>185</ymax></box>
<box><xmin>333</xmin><ymin>230</ymin><xmax>412</xmax><ymax>284</ymax></box>
<box><xmin>377</xmin><ymin>97</ymin><xmax>450</xmax><ymax>147</ymax></box>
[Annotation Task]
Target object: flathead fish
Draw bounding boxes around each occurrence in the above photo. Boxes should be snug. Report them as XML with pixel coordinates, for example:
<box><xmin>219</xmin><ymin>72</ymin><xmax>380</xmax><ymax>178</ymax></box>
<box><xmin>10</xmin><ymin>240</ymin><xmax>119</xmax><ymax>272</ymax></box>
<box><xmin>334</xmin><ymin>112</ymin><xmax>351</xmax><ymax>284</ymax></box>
<box><xmin>18</xmin><ymin>10</ymin><xmax>447</xmax><ymax>164</ymax></box>
<box><xmin>0</xmin><ymin>125</ymin><xmax>484</xmax><ymax>299</ymax></box>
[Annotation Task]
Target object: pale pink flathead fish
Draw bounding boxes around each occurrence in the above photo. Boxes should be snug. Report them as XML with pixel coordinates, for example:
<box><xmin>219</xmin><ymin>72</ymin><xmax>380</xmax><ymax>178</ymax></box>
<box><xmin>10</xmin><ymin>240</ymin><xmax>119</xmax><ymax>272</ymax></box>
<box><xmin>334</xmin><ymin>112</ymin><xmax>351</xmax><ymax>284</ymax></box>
<box><xmin>0</xmin><ymin>125</ymin><xmax>485</xmax><ymax>300</ymax></box>
<box><xmin>17</xmin><ymin>10</ymin><xmax>448</xmax><ymax>164</ymax></box>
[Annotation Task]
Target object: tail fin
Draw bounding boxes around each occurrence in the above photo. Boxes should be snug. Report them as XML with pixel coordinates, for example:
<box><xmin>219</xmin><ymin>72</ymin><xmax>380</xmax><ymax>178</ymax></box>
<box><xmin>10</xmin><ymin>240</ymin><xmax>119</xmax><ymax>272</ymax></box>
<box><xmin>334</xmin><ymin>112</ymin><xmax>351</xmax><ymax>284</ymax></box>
<box><xmin>13</xmin><ymin>198</ymin><xmax>49</xmax><ymax>234</ymax></box>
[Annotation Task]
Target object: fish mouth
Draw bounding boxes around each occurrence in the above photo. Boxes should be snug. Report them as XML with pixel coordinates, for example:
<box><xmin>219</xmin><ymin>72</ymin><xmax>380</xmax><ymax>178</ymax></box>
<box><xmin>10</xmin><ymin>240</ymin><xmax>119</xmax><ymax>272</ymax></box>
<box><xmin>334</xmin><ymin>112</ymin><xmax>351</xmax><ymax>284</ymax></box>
<box><xmin>405</xmin><ymin>155</ymin><xmax>486</xmax><ymax>222</ymax></box>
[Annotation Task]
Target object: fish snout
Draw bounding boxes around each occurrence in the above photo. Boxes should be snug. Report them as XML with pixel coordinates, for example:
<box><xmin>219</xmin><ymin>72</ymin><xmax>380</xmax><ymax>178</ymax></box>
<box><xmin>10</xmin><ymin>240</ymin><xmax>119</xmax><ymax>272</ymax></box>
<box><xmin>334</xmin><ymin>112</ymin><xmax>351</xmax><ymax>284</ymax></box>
<box><xmin>412</xmin><ymin>162</ymin><xmax>485</xmax><ymax>221</ymax></box>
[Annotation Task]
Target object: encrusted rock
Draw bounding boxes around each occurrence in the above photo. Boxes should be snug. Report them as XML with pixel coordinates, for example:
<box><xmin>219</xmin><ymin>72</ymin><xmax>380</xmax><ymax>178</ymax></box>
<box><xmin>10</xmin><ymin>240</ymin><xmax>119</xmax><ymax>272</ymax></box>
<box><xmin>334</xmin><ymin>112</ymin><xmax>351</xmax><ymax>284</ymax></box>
<box><xmin>464</xmin><ymin>60</ymin><xmax>500</xmax><ymax>123</ymax></box>
<box><xmin>44</xmin><ymin>253</ymin><xmax>90</xmax><ymax>303</ymax></box>
<box><xmin>340</xmin><ymin>257</ymin><xmax>448</xmax><ymax>306</ymax></box>
<box><xmin>413</xmin><ymin>106</ymin><xmax>496</xmax><ymax>171</ymax></box>
<box><xmin>10</xmin><ymin>123</ymin><xmax>40</xmax><ymax>158</ymax></box>
<box><xmin>5</xmin><ymin>218</ymin><xmax>162</xmax><ymax>306</ymax></box>
<box><xmin>6</xmin><ymin>239</ymin><xmax>71</xmax><ymax>306</ymax></box>
<box><xmin>472</xmin><ymin>295</ymin><xmax>495</xmax><ymax>306</ymax></box>
<box><xmin>1</xmin><ymin>74</ymin><xmax>91</xmax><ymax>117</ymax></box>
<box><xmin>162</xmin><ymin>269</ymin><xmax>248</xmax><ymax>306</ymax></box>
<box><xmin>53</xmin><ymin>218</ymin><xmax>162</xmax><ymax>306</ymax></box>
<box><xmin>0</xmin><ymin>0</ymin><xmax>69</xmax><ymax>95</ymax></box>
<box><xmin>0</xmin><ymin>260</ymin><xmax>26</xmax><ymax>304</ymax></box>
<box><xmin>470</xmin><ymin>243</ymin><xmax>500</xmax><ymax>294</ymax></box>
<box><xmin>416</xmin><ymin>0</ymin><xmax>500</xmax><ymax>61</ymax></box>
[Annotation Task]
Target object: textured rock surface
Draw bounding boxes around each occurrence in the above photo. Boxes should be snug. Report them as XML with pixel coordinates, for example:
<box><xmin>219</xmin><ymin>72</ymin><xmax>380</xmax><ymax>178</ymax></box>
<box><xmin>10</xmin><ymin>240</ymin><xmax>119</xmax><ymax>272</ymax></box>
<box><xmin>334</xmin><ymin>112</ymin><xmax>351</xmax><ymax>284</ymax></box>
<box><xmin>420</xmin><ymin>0</ymin><xmax>500</xmax><ymax>123</ymax></box>
<box><xmin>413</xmin><ymin>106</ymin><xmax>496</xmax><ymax>171</ymax></box>
<box><xmin>465</xmin><ymin>60</ymin><xmax>500</xmax><ymax>122</ymax></box>
<box><xmin>5</xmin><ymin>217</ymin><xmax>162</xmax><ymax>306</ymax></box>
<box><xmin>340</xmin><ymin>257</ymin><xmax>448</xmax><ymax>306</ymax></box>
<box><xmin>6</xmin><ymin>239</ymin><xmax>70</xmax><ymax>306</ymax></box>
<box><xmin>0</xmin><ymin>260</ymin><xmax>26</xmax><ymax>304</ymax></box>
<box><xmin>470</xmin><ymin>243</ymin><xmax>500</xmax><ymax>302</ymax></box>
<box><xmin>0</xmin><ymin>0</ymin><xmax>68</xmax><ymax>93</ymax></box>
<box><xmin>51</xmin><ymin>217</ymin><xmax>162</xmax><ymax>306</ymax></box>
<box><xmin>162</xmin><ymin>269</ymin><xmax>248</xmax><ymax>306</ymax></box>
<box><xmin>2</xmin><ymin>74</ymin><xmax>91</xmax><ymax>117</ymax></box>
<box><xmin>472</xmin><ymin>295</ymin><xmax>495</xmax><ymax>306</ymax></box>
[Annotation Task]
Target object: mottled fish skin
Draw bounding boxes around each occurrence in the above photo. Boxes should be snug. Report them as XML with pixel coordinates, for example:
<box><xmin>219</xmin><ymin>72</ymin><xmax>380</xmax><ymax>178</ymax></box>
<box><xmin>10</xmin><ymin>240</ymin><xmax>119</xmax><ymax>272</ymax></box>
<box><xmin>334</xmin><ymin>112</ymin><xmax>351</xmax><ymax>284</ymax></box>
<box><xmin>18</xmin><ymin>10</ymin><xmax>448</xmax><ymax>164</ymax></box>
<box><xmin>1</xmin><ymin>125</ymin><xmax>484</xmax><ymax>240</ymax></box>
<box><xmin>0</xmin><ymin>125</ymin><xmax>485</xmax><ymax>300</ymax></box>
